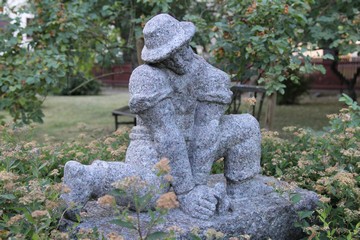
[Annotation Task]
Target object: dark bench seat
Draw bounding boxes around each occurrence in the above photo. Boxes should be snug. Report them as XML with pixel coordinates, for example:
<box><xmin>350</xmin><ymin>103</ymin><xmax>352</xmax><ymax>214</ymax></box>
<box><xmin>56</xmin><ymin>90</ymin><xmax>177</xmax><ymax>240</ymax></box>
<box><xmin>112</xmin><ymin>106</ymin><xmax>136</xmax><ymax>130</ymax></box>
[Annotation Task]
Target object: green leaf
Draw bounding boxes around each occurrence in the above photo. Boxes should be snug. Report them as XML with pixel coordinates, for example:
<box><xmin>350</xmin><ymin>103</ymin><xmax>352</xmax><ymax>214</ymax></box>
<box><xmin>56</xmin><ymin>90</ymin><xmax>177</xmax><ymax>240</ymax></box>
<box><xmin>317</xmin><ymin>65</ymin><xmax>326</xmax><ymax>75</ymax></box>
<box><xmin>26</xmin><ymin>77</ymin><xmax>36</xmax><ymax>84</ymax></box>
<box><xmin>188</xmin><ymin>233</ymin><xmax>202</xmax><ymax>240</ymax></box>
<box><xmin>298</xmin><ymin>210</ymin><xmax>313</xmax><ymax>220</ymax></box>
<box><xmin>38</xmin><ymin>162</ymin><xmax>48</xmax><ymax>171</ymax></box>
<box><xmin>110</xmin><ymin>219</ymin><xmax>136</xmax><ymax>230</ymax></box>
<box><xmin>145</xmin><ymin>231</ymin><xmax>168</xmax><ymax>240</ymax></box>
<box><xmin>252</xmin><ymin>26</ymin><xmax>265</xmax><ymax>32</ymax></box>
<box><xmin>110</xmin><ymin>189</ymin><xmax>126</xmax><ymax>197</ymax></box>
<box><xmin>32</xmin><ymin>233</ymin><xmax>41</xmax><ymax>240</ymax></box>
<box><xmin>275</xmin><ymin>166</ymin><xmax>283</xmax><ymax>176</ymax></box>
<box><xmin>137</xmin><ymin>193</ymin><xmax>152</xmax><ymax>211</ymax></box>
<box><xmin>0</xmin><ymin>194</ymin><xmax>16</xmax><ymax>200</ymax></box>
<box><xmin>18</xmin><ymin>97</ymin><xmax>26</xmax><ymax>107</ymax></box>
<box><xmin>323</xmin><ymin>54</ymin><xmax>334</xmax><ymax>60</ymax></box>
<box><xmin>290</xmin><ymin>194</ymin><xmax>302</xmax><ymax>204</ymax></box>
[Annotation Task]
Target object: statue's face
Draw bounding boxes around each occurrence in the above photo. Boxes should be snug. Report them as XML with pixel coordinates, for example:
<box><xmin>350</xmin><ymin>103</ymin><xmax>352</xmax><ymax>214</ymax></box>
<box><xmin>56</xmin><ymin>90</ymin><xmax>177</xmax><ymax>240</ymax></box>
<box><xmin>162</xmin><ymin>45</ymin><xmax>193</xmax><ymax>75</ymax></box>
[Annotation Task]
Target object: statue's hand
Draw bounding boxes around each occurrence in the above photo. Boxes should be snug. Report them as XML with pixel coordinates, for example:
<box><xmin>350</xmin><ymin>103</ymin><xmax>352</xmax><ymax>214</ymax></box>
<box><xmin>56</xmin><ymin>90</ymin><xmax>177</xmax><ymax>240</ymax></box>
<box><xmin>178</xmin><ymin>185</ymin><xmax>217</xmax><ymax>220</ymax></box>
<box><xmin>213</xmin><ymin>182</ymin><xmax>232</xmax><ymax>214</ymax></box>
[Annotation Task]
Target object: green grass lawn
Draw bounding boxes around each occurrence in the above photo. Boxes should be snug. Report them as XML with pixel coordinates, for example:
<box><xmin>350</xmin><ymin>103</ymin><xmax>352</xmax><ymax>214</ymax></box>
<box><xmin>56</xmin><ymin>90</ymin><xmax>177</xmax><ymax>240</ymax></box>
<box><xmin>1</xmin><ymin>88</ymin><xmax>131</xmax><ymax>143</ymax></box>
<box><xmin>1</xmin><ymin>89</ymin><xmax>344</xmax><ymax>143</ymax></box>
<box><xmin>269</xmin><ymin>95</ymin><xmax>343</xmax><ymax>132</ymax></box>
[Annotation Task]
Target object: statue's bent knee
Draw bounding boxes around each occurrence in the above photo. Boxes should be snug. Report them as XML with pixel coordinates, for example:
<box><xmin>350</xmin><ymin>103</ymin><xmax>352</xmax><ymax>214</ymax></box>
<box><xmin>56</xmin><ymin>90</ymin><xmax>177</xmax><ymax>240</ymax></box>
<box><xmin>220</xmin><ymin>114</ymin><xmax>261</xmax><ymax>182</ymax></box>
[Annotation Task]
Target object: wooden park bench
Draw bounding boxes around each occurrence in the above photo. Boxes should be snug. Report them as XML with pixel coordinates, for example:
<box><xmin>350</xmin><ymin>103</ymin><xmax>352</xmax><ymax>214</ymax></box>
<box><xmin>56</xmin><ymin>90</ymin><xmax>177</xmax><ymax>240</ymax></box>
<box><xmin>112</xmin><ymin>84</ymin><xmax>266</xmax><ymax>130</ymax></box>
<box><xmin>112</xmin><ymin>106</ymin><xmax>136</xmax><ymax>130</ymax></box>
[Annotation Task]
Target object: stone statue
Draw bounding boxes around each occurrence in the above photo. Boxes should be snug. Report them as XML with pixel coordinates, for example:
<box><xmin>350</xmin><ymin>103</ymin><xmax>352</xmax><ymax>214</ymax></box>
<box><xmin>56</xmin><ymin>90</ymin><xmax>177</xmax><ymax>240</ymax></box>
<box><xmin>62</xmin><ymin>14</ymin><xmax>318</xmax><ymax>238</ymax></box>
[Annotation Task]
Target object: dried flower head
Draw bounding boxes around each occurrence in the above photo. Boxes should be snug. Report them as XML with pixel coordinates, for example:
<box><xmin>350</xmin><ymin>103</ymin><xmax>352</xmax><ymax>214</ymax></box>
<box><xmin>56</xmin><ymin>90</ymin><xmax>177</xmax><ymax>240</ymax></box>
<box><xmin>104</xmin><ymin>137</ymin><xmax>116</xmax><ymax>145</ymax></box>
<box><xmin>19</xmin><ymin>180</ymin><xmax>46</xmax><ymax>205</ymax></box>
<box><xmin>167</xmin><ymin>225</ymin><xmax>184</xmax><ymax>234</ymax></box>
<box><xmin>111</xmin><ymin>176</ymin><xmax>148</xmax><ymax>193</ymax></box>
<box><xmin>156</xmin><ymin>192</ymin><xmax>179</xmax><ymax>209</ymax></box>
<box><xmin>7</xmin><ymin>214</ymin><xmax>24</xmax><ymax>226</ymax></box>
<box><xmin>49</xmin><ymin>169</ymin><xmax>60</xmax><ymax>176</ymax></box>
<box><xmin>4</xmin><ymin>182</ymin><xmax>16</xmax><ymax>191</ymax></box>
<box><xmin>239</xmin><ymin>234</ymin><xmax>251</xmax><ymax>240</ymax></box>
<box><xmin>191</xmin><ymin>227</ymin><xmax>200</xmax><ymax>235</ymax></box>
<box><xmin>62</xmin><ymin>185</ymin><xmax>71</xmax><ymax>194</ymax></box>
<box><xmin>341</xmin><ymin>148</ymin><xmax>360</xmax><ymax>158</ymax></box>
<box><xmin>164</xmin><ymin>174</ymin><xmax>174</xmax><ymax>182</ymax></box>
<box><xmin>23</xmin><ymin>141</ymin><xmax>37</xmax><ymax>149</ymax></box>
<box><xmin>325</xmin><ymin>165</ymin><xmax>339</xmax><ymax>174</ymax></box>
<box><xmin>215</xmin><ymin>157</ymin><xmax>224</xmax><ymax>163</ymax></box>
<box><xmin>154</xmin><ymin>157</ymin><xmax>171</xmax><ymax>174</ymax></box>
<box><xmin>0</xmin><ymin>171</ymin><xmax>19</xmax><ymax>181</ymax></box>
<box><xmin>31</xmin><ymin>210</ymin><xmax>50</xmax><ymax>218</ymax></box>
<box><xmin>107</xmin><ymin>232</ymin><xmax>124</xmax><ymax>240</ymax></box>
<box><xmin>78</xmin><ymin>228</ymin><xmax>93</xmax><ymax>235</ymax></box>
<box><xmin>114</xmin><ymin>126</ymin><xmax>130</xmax><ymax>136</ymax></box>
<box><xmin>50</xmin><ymin>229</ymin><xmax>69</xmax><ymax>240</ymax></box>
<box><xmin>319</xmin><ymin>196</ymin><xmax>331</xmax><ymax>203</ymax></box>
<box><xmin>97</xmin><ymin>194</ymin><xmax>116</xmax><ymax>207</ymax></box>
<box><xmin>243</xmin><ymin>97</ymin><xmax>257</xmax><ymax>106</ymax></box>
<box><xmin>205</xmin><ymin>228</ymin><xmax>225</xmax><ymax>239</ymax></box>
<box><xmin>333</xmin><ymin>171</ymin><xmax>356</xmax><ymax>187</ymax></box>
<box><xmin>45</xmin><ymin>200</ymin><xmax>59</xmax><ymax>210</ymax></box>
<box><xmin>78</xmin><ymin>133</ymin><xmax>86</xmax><ymax>139</ymax></box>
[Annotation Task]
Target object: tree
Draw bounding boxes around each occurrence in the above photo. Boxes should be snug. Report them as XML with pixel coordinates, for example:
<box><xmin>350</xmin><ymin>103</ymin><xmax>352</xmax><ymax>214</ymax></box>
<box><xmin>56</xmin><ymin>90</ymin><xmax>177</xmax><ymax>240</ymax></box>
<box><xmin>0</xmin><ymin>0</ymin><xmax>208</xmax><ymax>124</ymax></box>
<box><xmin>207</xmin><ymin>0</ymin><xmax>325</xmax><ymax>128</ymax></box>
<box><xmin>0</xmin><ymin>0</ymin><xmax>126</xmax><ymax>124</ymax></box>
<box><xmin>204</xmin><ymin>0</ymin><xmax>359</xmax><ymax>128</ymax></box>
<box><xmin>306</xmin><ymin>0</ymin><xmax>360</xmax><ymax>100</ymax></box>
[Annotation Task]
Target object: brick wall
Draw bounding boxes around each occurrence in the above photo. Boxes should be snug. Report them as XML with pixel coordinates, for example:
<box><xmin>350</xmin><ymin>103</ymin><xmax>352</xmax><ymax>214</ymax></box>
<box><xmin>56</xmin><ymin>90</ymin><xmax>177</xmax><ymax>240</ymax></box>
<box><xmin>310</xmin><ymin>58</ymin><xmax>360</xmax><ymax>90</ymax></box>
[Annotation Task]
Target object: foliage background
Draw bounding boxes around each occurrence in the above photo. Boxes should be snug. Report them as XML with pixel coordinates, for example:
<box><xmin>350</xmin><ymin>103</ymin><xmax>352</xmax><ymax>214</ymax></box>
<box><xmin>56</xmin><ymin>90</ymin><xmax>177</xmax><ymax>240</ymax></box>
<box><xmin>1</xmin><ymin>0</ymin><xmax>359</xmax><ymax>124</ymax></box>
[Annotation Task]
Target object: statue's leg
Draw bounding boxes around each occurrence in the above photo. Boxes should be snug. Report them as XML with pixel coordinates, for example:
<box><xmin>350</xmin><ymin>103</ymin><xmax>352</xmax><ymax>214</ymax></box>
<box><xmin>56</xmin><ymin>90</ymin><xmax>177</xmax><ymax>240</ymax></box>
<box><xmin>62</xmin><ymin>159</ymin><xmax>167</xmax><ymax>219</ymax></box>
<box><xmin>218</xmin><ymin>114</ymin><xmax>263</xmax><ymax>196</ymax></box>
<box><xmin>61</xmin><ymin>126</ymin><xmax>168</xmax><ymax>220</ymax></box>
<box><xmin>62</xmin><ymin>160</ymin><xmax>97</xmax><ymax>209</ymax></box>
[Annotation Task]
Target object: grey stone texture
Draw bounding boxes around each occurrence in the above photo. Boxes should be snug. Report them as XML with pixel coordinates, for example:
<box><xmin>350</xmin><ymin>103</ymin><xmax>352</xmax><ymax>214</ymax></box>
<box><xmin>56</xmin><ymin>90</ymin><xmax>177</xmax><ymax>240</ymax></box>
<box><xmin>61</xmin><ymin>13</ymin><xmax>318</xmax><ymax>238</ymax></box>
<box><xmin>69</xmin><ymin>175</ymin><xmax>318</xmax><ymax>240</ymax></box>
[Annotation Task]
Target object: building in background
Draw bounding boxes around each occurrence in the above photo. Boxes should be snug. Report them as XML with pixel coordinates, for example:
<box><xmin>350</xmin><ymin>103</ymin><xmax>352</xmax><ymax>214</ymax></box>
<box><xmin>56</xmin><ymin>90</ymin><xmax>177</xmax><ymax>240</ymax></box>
<box><xmin>1</xmin><ymin>0</ymin><xmax>33</xmax><ymax>43</ymax></box>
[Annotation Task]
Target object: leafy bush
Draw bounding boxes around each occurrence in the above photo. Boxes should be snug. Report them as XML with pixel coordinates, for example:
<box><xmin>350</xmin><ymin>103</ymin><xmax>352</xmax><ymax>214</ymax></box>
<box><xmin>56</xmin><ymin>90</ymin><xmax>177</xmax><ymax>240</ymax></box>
<box><xmin>0</xmin><ymin>126</ymin><xmax>129</xmax><ymax>239</ymax></box>
<box><xmin>262</xmin><ymin>94</ymin><xmax>360</xmax><ymax>239</ymax></box>
<box><xmin>277</xmin><ymin>74</ymin><xmax>312</xmax><ymax>105</ymax></box>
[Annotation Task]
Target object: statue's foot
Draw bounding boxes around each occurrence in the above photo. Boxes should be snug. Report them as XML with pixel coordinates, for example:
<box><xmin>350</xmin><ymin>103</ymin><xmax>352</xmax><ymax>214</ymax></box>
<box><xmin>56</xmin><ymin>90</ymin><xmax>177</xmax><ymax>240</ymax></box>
<box><xmin>226</xmin><ymin>175</ymin><xmax>277</xmax><ymax>199</ymax></box>
<box><xmin>61</xmin><ymin>161</ymin><xmax>95</xmax><ymax>221</ymax></box>
<box><xmin>226</xmin><ymin>174</ymin><xmax>319</xmax><ymax>214</ymax></box>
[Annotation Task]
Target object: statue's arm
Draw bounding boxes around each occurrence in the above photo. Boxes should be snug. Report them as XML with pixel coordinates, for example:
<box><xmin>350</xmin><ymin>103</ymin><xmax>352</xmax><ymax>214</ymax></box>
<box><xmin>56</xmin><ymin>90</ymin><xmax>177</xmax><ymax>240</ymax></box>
<box><xmin>192</xmin><ymin>65</ymin><xmax>232</xmax><ymax>184</ymax></box>
<box><xmin>138</xmin><ymin>98</ymin><xmax>195</xmax><ymax>194</ymax></box>
<box><xmin>191</xmin><ymin>101</ymin><xmax>226</xmax><ymax>184</ymax></box>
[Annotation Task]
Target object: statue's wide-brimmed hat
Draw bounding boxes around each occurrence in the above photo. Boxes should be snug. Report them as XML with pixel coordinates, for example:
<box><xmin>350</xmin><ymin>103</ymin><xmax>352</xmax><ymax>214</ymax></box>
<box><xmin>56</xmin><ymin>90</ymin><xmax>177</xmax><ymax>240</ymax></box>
<box><xmin>141</xmin><ymin>14</ymin><xmax>196</xmax><ymax>63</ymax></box>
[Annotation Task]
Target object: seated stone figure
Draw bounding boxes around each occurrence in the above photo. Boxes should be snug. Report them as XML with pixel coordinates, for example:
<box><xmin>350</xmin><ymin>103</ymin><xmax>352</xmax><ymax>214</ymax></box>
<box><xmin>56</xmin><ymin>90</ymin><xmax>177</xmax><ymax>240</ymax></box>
<box><xmin>62</xmin><ymin>13</ymin><xmax>262</xmax><ymax>220</ymax></box>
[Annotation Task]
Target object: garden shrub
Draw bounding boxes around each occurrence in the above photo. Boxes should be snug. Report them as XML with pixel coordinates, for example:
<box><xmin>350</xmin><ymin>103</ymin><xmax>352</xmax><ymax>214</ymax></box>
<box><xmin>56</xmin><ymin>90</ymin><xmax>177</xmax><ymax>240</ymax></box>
<box><xmin>0</xmin><ymin>125</ymin><xmax>129</xmax><ymax>239</ymax></box>
<box><xmin>262</xmin><ymin>94</ymin><xmax>360</xmax><ymax>239</ymax></box>
<box><xmin>277</xmin><ymin>73</ymin><xmax>313</xmax><ymax>105</ymax></box>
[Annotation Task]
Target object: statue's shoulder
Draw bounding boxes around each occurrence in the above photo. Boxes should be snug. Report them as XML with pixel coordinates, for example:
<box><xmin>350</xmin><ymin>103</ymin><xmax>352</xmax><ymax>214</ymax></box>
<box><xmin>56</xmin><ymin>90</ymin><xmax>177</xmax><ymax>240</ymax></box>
<box><xmin>129</xmin><ymin>64</ymin><xmax>168</xmax><ymax>88</ymax></box>
<box><xmin>129</xmin><ymin>64</ymin><xmax>172</xmax><ymax>113</ymax></box>
<box><xmin>196</xmin><ymin>57</ymin><xmax>232</xmax><ymax>104</ymax></box>
<box><xmin>195</xmin><ymin>55</ymin><xmax>229</xmax><ymax>80</ymax></box>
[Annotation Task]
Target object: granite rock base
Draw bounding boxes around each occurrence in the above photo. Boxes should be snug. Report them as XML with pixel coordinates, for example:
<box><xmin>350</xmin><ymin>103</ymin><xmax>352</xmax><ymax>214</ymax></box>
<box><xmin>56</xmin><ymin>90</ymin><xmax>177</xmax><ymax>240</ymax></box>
<box><xmin>62</xmin><ymin>174</ymin><xmax>318</xmax><ymax>240</ymax></box>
